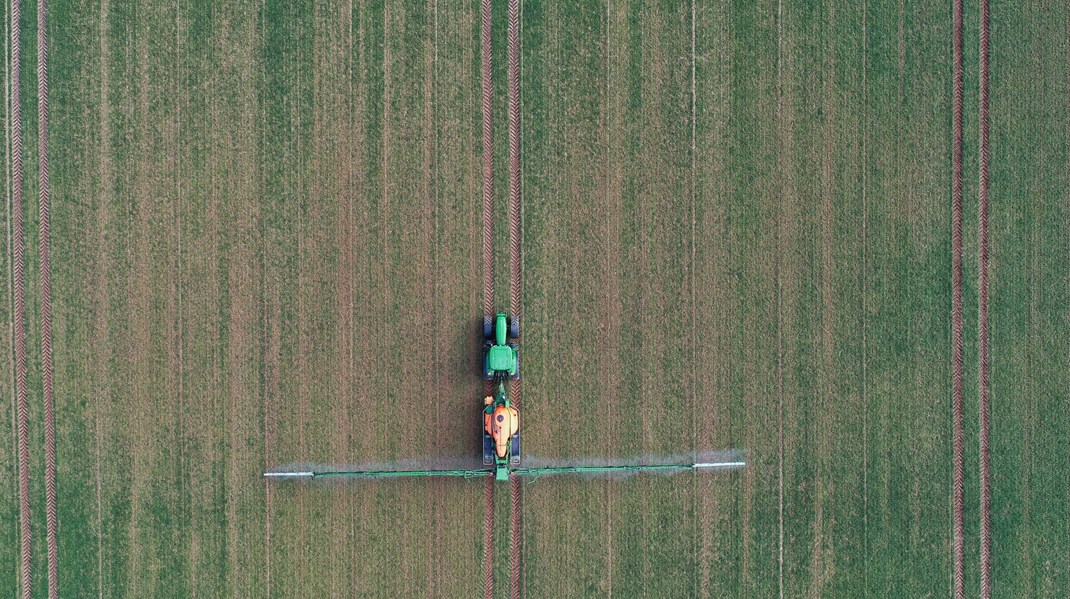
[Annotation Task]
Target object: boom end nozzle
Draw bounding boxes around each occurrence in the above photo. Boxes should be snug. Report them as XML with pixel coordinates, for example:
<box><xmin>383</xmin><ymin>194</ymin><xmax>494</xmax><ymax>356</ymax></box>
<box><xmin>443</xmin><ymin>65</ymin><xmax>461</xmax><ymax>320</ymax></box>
<box><xmin>692</xmin><ymin>461</ymin><xmax>747</xmax><ymax>470</ymax></box>
<box><xmin>264</xmin><ymin>471</ymin><xmax>315</xmax><ymax>479</ymax></box>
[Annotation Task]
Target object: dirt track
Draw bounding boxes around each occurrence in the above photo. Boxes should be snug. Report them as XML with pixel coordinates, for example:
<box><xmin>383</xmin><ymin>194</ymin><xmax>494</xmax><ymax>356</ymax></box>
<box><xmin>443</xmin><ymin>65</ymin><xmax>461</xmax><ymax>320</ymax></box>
<box><xmin>9</xmin><ymin>0</ymin><xmax>31</xmax><ymax>594</ymax></box>
<box><xmin>36</xmin><ymin>0</ymin><xmax>58</xmax><ymax>593</ymax></box>
<box><xmin>951</xmin><ymin>0</ymin><xmax>966</xmax><ymax>595</ymax></box>
<box><xmin>507</xmin><ymin>0</ymin><xmax>523</xmax><ymax>596</ymax></box>
<box><xmin>484</xmin><ymin>476</ymin><xmax>495</xmax><ymax>599</ymax></box>
<box><xmin>978</xmin><ymin>0</ymin><xmax>992</xmax><ymax>594</ymax></box>
<box><xmin>510</xmin><ymin>474</ymin><xmax>522</xmax><ymax>599</ymax></box>
<box><xmin>481</xmin><ymin>1</ymin><xmax>496</xmax><ymax>597</ymax></box>
<box><xmin>481</xmin><ymin>0</ymin><xmax>494</xmax><ymax>324</ymax></box>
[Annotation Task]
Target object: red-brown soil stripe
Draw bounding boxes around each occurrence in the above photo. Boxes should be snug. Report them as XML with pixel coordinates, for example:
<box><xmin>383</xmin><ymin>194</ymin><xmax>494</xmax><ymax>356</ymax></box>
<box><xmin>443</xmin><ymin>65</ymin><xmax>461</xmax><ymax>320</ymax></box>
<box><xmin>481</xmin><ymin>2</ymin><xmax>495</xmax><ymax>598</ymax></box>
<box><xmin>506</xmin><ymin>0</ymin><xmax>521</xmax><ymax>413</ymax></box>
<box><xmin>978</xmin><ymin>0</ymin><xmax>991</xmax><ymax>594</ymax></box>
<box><xmin>507</xmin><ymin>0</ymin><xmax>521</xmax><ymax>326</ymax></box>
<box><xmin>10</xmin><ymin>0</ymin><xmax>32</xmax><ymax>594</ymax></box>
<box><xmin>507</xmin><ymin>1</ymin><xmax>522</xmax><ymax>594</ymax></box>
<box><xmin>483</xmin><ymin>475</ymin><xmax>495</xmax><ymax>599</ymax></box>
<box><xmin>481</xmin><ymin>0</ymin><xmax>494</xmax><ymax>323</ymax></box>
<box><xmin>37</xmin><ymin>0</ymin><xmax>58</xmax><ymax>594</ymax></box>
<box><xmin>506</xmin><ymin>0</ymin><xmax>521</xmax><ymax>412</ymax></box>
<box><xmin>510</xmin><ymin>474</ymin><xmax>521</xmax><ymax>599</ymax></box>
<box><xmin>951</xmin><ymin>0</ymin><xmax>966</xmax><ymax>595</ymax></box>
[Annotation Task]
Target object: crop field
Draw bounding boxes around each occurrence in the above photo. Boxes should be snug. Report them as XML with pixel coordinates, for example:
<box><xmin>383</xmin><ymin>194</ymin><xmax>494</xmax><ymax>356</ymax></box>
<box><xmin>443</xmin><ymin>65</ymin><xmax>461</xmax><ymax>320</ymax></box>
<box><xmin>0</xmin><ymin>0</ymin><xmax>1067</xmax><ymax>598</ymax></box>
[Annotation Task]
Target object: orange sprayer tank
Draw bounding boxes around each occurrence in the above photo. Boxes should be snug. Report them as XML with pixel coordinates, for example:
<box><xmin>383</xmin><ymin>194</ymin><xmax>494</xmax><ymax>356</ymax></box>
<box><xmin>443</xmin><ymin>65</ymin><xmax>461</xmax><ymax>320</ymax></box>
<box><xmin>484</xmin><ymin>405</ymin><xmax>519</xmax><ymax>459</ymax></box>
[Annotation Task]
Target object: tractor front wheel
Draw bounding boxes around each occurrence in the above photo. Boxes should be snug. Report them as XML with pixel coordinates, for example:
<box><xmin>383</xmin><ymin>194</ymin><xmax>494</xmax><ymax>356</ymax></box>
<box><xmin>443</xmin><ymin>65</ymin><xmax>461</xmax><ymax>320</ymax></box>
<box><xmin>483</xmin><ymin>317</ymin><xmax>493</xmax><ymax>340</ymax></box>
<box><xmin>508</xmin><ymin>316</ymin><xmax>519</xmax><ymax>340</ymax></box>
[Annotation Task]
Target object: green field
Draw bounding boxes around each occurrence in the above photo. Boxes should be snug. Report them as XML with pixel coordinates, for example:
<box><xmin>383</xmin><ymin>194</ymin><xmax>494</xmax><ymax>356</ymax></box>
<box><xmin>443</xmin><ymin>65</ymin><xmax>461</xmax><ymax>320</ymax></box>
<box><xmin>0</xmin><ymin>0</ymin><xmax>1067</xmax><ymax>597</ymax></box>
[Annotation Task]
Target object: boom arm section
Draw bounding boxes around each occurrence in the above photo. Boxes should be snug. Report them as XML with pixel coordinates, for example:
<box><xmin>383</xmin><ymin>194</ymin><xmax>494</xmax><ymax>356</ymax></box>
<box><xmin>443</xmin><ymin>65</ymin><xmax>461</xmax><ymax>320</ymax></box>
<box><xmin>264</xmin><ymin>468</ymin><xmax>493</xmax><ymax>480</ymax></box>
<box><xmin>511</xmin><ymin>460</ymin><xmax>746</xmax><ymax>479</ymax></box>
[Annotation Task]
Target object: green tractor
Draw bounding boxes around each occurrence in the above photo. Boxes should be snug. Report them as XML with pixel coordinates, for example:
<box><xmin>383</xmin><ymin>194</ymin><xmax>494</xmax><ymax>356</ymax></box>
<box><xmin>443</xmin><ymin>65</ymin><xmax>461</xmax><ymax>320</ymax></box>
<box><xmin>483</xmin><ymin>313</ymin><xmax>519</xmax><ymax>381</ymax></box>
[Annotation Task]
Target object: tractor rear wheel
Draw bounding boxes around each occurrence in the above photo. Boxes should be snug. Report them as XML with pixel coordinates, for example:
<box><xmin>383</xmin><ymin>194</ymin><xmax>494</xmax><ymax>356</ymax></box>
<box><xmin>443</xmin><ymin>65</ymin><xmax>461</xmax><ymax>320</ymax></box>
<box><xmin>483</xmin><ymin>434</ymin><xmax>495</xmax><ymax>466</ymax></box>
<box><xmin>510</xmin><ymin>349</ymin><xmax>520</xmax><ymax>381</ymax></box>
<box><xmin>482</xmin><ymin>346</ymin><xmax>494</xmax><ymax>381</ymax></box>
<box><xmin>510</xmin><ymin>434</ymin><xmax>521</xmax><ymax>465</ymax></box>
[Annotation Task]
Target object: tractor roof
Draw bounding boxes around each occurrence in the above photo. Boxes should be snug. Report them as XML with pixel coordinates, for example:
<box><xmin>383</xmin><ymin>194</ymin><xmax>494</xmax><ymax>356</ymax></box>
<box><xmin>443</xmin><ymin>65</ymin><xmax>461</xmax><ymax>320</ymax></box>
<box><xmin>487</xmin><ymin>344</ymin><xmax>516</xmax><ymax>372</ymax></box>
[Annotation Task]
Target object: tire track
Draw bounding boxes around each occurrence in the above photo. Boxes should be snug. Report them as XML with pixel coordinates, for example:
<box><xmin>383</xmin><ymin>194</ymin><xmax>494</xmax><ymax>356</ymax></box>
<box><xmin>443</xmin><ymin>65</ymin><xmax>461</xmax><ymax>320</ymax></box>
<box><xmin>507</xmin><ymin>0</ymin><xmax>521</xmax><ymax>329</ymax></box>
<box><xmin>978</xmin><ymin>0</ymin><xmax>991</xmax><ymax>594</ymax></box>
<box><xmin>510</xmin><ymin>474</ymin><xmax>521</xmax><ymax>599</ymax></box>
<box><xmin>483</xmin><ymin>475</ymin><xmax>495</xmax><ymax>599</ymax></box>
<box><xmin>951</xmin><ymin>0</ymin><xmax>966</xmax><ymax>594</ymax></box>
<box><xmin>774</xmin><ymin>1</ymin><xmax>786</xmax><ymax>596</ymax></box>
<box><xmin>37</xmin><ymin>0</ymin><xmax>58</xmax><ymax>592</ymax></box>
<box><xmin>506</xmin><ymin>0</ymin><xmax>520</xmax><ymax>406</ymax></box>
<box><xmin>9</xmin><ymin>0</ymin><xmax>32</xmax><ymax>594</ymax></box>
<box><xmin>861</xmin><ymin>2</ymin><xmax>869</xmax><ymax>592</ymax></box>
<box><xmin>508</xmin><ymin>0</ymin><xmax>522</xmax><ymax>595</ymax></box>
<box><xmin>480</xmin><ymin>1</ymin><xmax>495</xmax><ymax>598</ymax></box>
<box><xmin>481</xmin><ymin>0</ymin><xmax>493</xmax><ymax>323</ymax></box>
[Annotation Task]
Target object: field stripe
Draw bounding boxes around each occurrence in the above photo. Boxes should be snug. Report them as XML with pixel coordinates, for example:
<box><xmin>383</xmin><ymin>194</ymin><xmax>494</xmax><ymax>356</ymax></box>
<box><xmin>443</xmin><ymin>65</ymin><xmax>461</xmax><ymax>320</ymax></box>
<box><xmin>36</xmin><ymin>0</ymin><xmax>57</xmax><ymax>591</ymax></box>
<box><xmin>480</xmin><ymin>1</ymin><xmax>495</xmax><ymax>597</ymax></box>
<box><xmin>259</xmin><ymin>6</ymin><xmax>275</xmax><ymax>597</ymax></box>
<box><xmin>689</xmin><ymin>1</ymin><xmax>698</xmax><ymax>593</ymax></box>
<box><xmin>692</xmin><ymin>0</ymin><xmax>737</xmax><ymax>594</ymax></box>
<box><xmin>484</xmin><ymin>476</ymin><xmax>495</xmax><ymax>599</ymax></box>
<box><xmin>8</xmin><ymin>0</ymin><xmax>31</xmax><ymax>593</ymax></box>
<box><xmin>481</xmin><ymin>0</ymin><xmax>493</xmax><ymax>322</ymax></box>
<box><xmin>507</xmin><ymin>0</ymin><xmax>520</xmax><ymax>326</ymax></box>
<box><xmin>507</xmin><ymin>0</ymin><xmax>521</xmax><ymax>405</ymax></box>
<box><xmin>2</xmin><ymin>0</ymin><xmax>13</xmax><ymax>589</ymax></box>
<box><xmin>507</xmin><ymin>0</ymin><xmax>523</xmax><ymax>595</ymax></box>
<box><xmin>860</xmin><ymin>1</ymin><xmax>869</xmax><ymax>592</ymax></box>
<box><xmin>92</xmin><ymin>2</ymin><xmax>111</xmax><ymax>594</ymax></box>
<box><xmin>988</xmin><ymin>3</ymin><xmax>1070</xmax><ymax>592</ymax></box>
<box><xmin>951</xmin><ymin>0</ymin><xmax>966</xmax><ymax>594</ymax></box>
<box><xmin>602</xmin><ymin>2</ymin><xmax>623</xmax><ymax>596</ymax></box>
<box><xmin>977</xmin><ymin>0</ymin><xmax>991</xmax><ymax>593</ymax></box>
<box><xmin>427</xmin><ymin>3</ymin><xmax>439</xmax><ymax>595</ymax></box>
<box><xmin>510</xmin><ymin>474</ymin><xmax>521</xmax><ymax>599</ymax></box>
<box><xmin>774</xmin><ymin>0</ymin><xmax>786</xmax><ymax>597</ymax></box>
<box><xmin>422</xmin><ymin>1</ymin><xmax>437</xmax><ymax>592</ymax></box>
<box><xmin>2</xmin><ymin>0</ymin><xmax>10</xmax><ymax>585</ymax></box>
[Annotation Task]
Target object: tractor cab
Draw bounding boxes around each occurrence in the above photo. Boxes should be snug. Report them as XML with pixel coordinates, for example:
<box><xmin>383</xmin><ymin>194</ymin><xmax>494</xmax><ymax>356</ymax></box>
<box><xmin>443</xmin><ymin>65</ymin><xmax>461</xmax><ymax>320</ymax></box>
<box><xmin>483</xmin><ymin>313</ymin><xmax>519</xmax><ymax>381</ymax></box>
<box><xmin>482</xmin><ymin>383</ymin><xmax>520</xmax><ymax>481</ymax></box>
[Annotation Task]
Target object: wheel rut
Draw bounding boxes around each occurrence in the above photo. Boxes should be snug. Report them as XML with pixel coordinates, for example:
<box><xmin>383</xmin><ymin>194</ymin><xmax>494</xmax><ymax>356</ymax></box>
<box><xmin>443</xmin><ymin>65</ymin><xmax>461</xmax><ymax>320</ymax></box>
<box><xmin>481</xmin><ymin>1</ymin><xmax>496</xmax><ymax>597</ymax></box>
<box><xmin>950</xmin><ymin>0</ymin><xmax>966</xmax><ymax>595</ymax></box>
<box><xmin>507</xmin><ymin>0</ymin><xmax>523</xmax><ymax>596</ymax></box>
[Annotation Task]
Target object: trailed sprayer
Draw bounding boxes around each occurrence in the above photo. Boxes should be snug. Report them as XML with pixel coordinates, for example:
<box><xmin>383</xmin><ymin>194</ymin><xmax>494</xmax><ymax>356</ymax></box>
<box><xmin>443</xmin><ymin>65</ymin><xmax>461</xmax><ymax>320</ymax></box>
<box><xmin>264</xmin><ymin>312</ymin><xmax>745</xmax><ymax>483</ymax></box>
